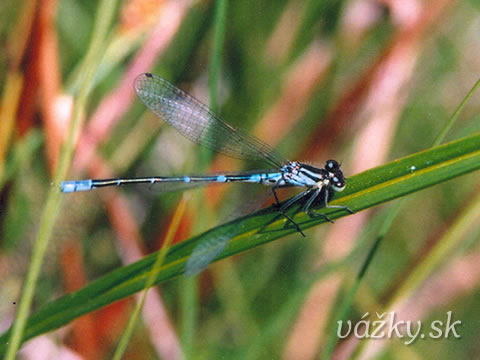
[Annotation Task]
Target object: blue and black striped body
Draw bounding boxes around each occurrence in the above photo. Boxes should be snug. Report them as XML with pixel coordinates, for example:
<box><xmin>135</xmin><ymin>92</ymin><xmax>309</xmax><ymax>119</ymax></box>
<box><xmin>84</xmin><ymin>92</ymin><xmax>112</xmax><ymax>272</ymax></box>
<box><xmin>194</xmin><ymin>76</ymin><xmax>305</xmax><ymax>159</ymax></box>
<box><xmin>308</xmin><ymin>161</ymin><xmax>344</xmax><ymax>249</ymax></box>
<box><xmin>60</xmin><ymin>171</ymin><xmax>285</xmax><ymax>193</ymax></box>
<box><xmin>60</xmin><ymin>161</ymin><xmax>346</xmax><ymax>194</ymax></box>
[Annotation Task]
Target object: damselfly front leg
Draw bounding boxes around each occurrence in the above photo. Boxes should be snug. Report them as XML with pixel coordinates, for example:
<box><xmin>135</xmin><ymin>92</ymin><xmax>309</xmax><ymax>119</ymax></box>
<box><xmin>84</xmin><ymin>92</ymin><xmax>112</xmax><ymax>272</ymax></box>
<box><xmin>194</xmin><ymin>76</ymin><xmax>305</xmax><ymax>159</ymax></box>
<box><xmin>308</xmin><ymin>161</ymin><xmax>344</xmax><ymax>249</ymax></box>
<box><xmin>304</xmin><ymin>187</ymin><xmax>353</xmax><ymax>221</ymax></box>
<box><xmin>271</xmin><ymin>186</ymin><xmax>308</xmax><ymax>236</ymax></box>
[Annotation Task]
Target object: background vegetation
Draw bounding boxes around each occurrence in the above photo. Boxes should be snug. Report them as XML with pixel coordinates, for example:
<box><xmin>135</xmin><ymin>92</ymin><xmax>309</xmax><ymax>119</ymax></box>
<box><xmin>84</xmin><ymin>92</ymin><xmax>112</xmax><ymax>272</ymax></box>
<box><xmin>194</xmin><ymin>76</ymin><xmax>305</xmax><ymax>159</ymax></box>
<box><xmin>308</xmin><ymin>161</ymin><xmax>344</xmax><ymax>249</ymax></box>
<box><xmin>1</xmin><ymin>0</ymin><xmax>480</xmax><ymax>359</ymax></box>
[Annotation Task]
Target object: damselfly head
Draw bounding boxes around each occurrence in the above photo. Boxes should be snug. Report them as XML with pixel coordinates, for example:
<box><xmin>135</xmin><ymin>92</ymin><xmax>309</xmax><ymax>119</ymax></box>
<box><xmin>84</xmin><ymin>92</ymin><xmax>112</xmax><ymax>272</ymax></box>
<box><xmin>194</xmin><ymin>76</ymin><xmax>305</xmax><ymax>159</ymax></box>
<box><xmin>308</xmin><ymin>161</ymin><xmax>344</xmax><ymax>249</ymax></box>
<box><xmin>325</xmin><ymin>159</ymin><xmax>346</xmax><ymax>192</ymax></box>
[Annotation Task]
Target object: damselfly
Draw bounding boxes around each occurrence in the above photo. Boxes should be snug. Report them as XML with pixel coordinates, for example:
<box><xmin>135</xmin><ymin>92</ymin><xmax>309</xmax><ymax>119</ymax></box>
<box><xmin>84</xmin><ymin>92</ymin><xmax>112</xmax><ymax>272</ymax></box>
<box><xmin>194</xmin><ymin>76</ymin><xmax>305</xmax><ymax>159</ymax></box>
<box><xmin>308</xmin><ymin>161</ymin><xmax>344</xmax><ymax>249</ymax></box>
<box><xmin>61</xmin><ymin>73</ymin><xmax>353</xmax><ymax>275</ymax></box>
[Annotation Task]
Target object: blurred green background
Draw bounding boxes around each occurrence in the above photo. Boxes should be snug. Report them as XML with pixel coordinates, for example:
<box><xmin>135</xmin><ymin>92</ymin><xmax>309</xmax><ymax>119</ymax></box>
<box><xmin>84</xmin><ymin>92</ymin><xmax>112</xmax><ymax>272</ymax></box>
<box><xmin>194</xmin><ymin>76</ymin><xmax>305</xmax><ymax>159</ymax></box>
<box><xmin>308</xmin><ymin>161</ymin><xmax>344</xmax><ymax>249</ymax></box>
<box><xmin>1</xmin><ymin>0</ymin><xmax>480</xmax><ymax>359</ymax></box>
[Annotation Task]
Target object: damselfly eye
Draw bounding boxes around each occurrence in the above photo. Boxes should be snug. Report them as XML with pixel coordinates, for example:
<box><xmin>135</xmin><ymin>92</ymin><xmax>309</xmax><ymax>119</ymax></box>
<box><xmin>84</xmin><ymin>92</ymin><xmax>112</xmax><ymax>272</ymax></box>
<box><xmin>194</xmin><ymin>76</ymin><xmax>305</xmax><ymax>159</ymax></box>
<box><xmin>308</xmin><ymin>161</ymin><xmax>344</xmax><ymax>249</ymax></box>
<box><xmin>326</xmin><ymin>160</ymin><xmax>339</xmax><ymax>171</ymax></box>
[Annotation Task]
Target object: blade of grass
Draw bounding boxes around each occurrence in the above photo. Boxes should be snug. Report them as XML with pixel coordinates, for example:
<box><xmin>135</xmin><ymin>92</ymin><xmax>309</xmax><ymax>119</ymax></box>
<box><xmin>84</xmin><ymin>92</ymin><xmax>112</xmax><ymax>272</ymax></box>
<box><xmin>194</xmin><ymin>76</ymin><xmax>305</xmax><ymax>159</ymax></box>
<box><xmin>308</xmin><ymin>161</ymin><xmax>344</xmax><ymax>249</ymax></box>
<box><xmin>322</xmin><ymin>202</ymin><xmax>402</xmax><ymax>359</ymax></box>
<box><xmin>3</xmin><ymin>1</ymin><xmax>117</xmax><ymax>358</ymax></box>
<box><xmin>1</xmin><ymin>131</ymin><xmax>480</xmax><ymax>353</ymax></box>
<box><xmin>386</xmin><ymin>191</ymin><xmax>480</xmax><ymax>312</ymax></box>
<box><xmin>433</xmin><ymin>78</ymin><xmax>480</xmax><ymax>147</ymax></box>
<box><xmin>351</xmin><ymin>80</ymin><xmax>480</xmax><ymax>359</ymax></box>
<box><xmin>352</xmin><ymin>179</ymin><xmax>480</xmax><ymax>359</ymax></box>
<box><xmin>208</xmin><ymin>0</ymin><xmax>227</xmax><ymax>113</ymax></box>
<box><xmin>323</xmin><ymin>77</ymin><xmax>480</xmax><ymax>359</ymax></box>
<box><xmin>378</xmin><ymin>77</ymin><xmax>480</xmax><ymax>308</ymax></box>
<box><xmin>112</xmin><ymin>195</ymin><xmax>188</xmax><ymax>360</ymax></box>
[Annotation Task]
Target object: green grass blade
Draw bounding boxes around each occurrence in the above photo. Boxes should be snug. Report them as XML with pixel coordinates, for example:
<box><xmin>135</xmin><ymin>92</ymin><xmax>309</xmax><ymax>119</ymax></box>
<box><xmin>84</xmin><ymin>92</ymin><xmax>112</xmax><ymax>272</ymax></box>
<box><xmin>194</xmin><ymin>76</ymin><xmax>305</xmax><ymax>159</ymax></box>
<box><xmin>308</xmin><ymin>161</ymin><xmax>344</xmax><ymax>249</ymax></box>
<box><xmin>433</xmin><ymin>77</ymin><xmax>480</xmax><ymax>147</ymax></box>
<box><xmin>323</xmin><ymin>77</ymin><xmax>480</xmax><ymax>359</ymax></box>
<box><xmin>322</xmin><ymin>202</ymin><xmax>402</xmax><ymax>359</ymax></box>
<box><xmin>3</xmin><ymin>1</ymin><xmax>117</xmax><ymax>358</ymax></box>
<box><xmin>208</xmin><ymin>0</ymin><xmax>227</xmax><ymax>113</ymax></box>
<box><xmin>1</xmin><ymin>131</ymin><xmax>480</xmax><ymax>353</ymax></box>
<box><xmin>112</xmin><ymin>196</ymin><xmax>187</xmax><ymax>360</ymax></box>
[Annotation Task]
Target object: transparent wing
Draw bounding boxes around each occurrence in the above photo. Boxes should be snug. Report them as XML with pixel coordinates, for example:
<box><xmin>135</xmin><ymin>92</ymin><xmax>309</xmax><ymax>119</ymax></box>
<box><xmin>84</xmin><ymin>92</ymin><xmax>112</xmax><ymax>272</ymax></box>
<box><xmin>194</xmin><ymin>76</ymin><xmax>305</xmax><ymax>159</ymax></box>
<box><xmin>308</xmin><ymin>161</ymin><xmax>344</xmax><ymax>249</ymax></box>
<box><xmin>184</xmin><ymin>235</ymin><xmax>231</xmax><ymax>276</ymax></box>
<box><xmin>134</xmin><ymin>73</ymin><xmax>287</xmax><ymax>168</ymax></box>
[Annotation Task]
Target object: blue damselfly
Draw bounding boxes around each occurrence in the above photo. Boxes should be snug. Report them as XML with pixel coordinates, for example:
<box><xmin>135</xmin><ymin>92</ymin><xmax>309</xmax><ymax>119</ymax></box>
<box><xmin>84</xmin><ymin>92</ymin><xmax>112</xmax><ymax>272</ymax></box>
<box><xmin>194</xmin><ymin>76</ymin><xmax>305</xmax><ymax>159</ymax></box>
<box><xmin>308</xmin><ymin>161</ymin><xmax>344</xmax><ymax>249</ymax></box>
<box><xmin>61</xmin><ymin>73</ymin><xmax>352</xmax><ymax>275</ymax></box>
